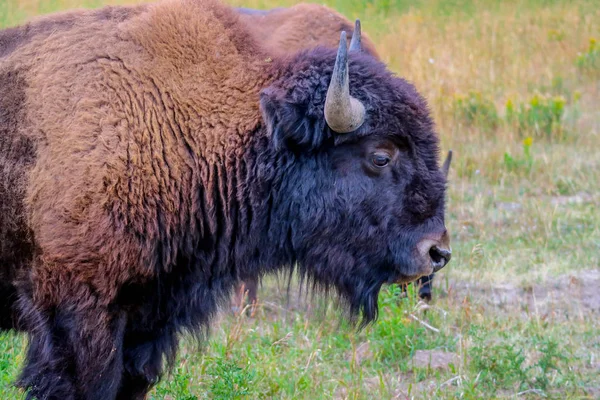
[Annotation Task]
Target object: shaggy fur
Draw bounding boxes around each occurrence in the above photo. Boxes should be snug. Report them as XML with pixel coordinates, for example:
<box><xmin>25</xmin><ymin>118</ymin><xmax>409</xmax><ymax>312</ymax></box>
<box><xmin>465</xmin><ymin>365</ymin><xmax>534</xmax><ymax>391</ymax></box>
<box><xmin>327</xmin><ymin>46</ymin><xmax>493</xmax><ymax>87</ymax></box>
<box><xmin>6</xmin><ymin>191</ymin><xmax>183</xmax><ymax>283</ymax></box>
<box><xmin>0</xmin><ymin>68</ymin><xmax>34</xmax><ymax>330</ymax></box>
<box><xmin>0</xmin><ymin>0</ymin><xmax>449</xmax><ymax>398</ymax></box>
<box><xmin>233</xmin><ymin>4</ymin><xmax>435</xmax><ymax>307</ymax></box>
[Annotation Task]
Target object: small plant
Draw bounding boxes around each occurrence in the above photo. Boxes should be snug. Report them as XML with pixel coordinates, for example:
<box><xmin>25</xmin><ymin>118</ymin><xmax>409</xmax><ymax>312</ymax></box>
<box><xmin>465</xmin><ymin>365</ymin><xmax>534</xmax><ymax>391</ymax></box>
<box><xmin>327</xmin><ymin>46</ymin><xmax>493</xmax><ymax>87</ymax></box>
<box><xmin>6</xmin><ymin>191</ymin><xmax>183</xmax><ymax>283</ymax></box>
<box><xmin>554</xmin><ymin>176</ymin><xmax>577</xmax><ymax>195</ymax></box>
<box><xmin>372</xmin><ymin>285</ymin><xmax>456</xmax><ymax>369</ymax></box>
<box><xmin>152</xmin><ymin>361</ymin><xmax>197</xmax><ymax>400</ymax></box>
<box><xmin>503</xmin><ymin>137</ymin><xmax>534</xmax><ymax>174</ymax></box>
<box><xmin>576</xmin><ymin>37</ymin><xmax>599</xmax><ymax>72</ymax></box>
<box><xmin>453</xmin><ymin>91</ymin><xmax>500</xmax><ymax>131</ymax></box>
<box><xmin>529</xmin><ymin>338</ymin><xmax>566</xmax><ymax>391</ymax></box>
<box><xmin>207</xmin><ymin>358</ymin><xmax>257</xmax><ymax>399</ymax></box>
<box><xmin>470</xmin><ymin>334</ymin><xmax>529</xmax><ymax>393</ymax></box>
<box><xmin>506</xmin><ymin>94</ymin><xmax>569</xmax><ymax>140</ymax></box>
<box><xmin>0</xmin><ymin>332</ymin><xmax>24</xmax><ymax>398</ymax></box>
<box><xmin>469</xmin><ymin>330</ymin><xmax>573</xmax><ymax>397</ymax></box>
<box><xmin>547</xmin><ymin>29</ymin><xmax>565</xmax><ymax>42</ymax></box>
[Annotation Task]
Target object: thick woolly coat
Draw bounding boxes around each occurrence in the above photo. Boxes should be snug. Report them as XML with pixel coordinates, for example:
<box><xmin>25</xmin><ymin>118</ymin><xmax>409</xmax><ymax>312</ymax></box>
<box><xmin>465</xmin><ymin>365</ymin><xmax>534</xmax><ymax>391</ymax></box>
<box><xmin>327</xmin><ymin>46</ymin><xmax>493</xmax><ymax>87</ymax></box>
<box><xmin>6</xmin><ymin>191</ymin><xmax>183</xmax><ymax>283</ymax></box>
<box><xmin>1</xmin><ymin>1</ymin><xmax>285</xmax><ymax>396</ymax></box>
<box><xmin>1</xmin><ymin>0</ymin><xmax>276</xmax><ymax>306</ymax></box>
<box><xmin>0</xmin><ymin>0</ymin><xmax>447</xmax><ymax>398</ymax></box>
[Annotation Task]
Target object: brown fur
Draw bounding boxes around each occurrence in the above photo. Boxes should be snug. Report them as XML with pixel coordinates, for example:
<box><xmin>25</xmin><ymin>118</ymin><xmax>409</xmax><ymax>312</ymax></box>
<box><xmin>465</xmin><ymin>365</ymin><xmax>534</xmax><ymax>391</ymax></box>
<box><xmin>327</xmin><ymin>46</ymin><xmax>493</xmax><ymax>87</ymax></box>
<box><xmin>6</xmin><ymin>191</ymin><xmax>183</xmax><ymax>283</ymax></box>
<box><xmin>0</xmin><ymin>1</ymin><xmax>449</xmax><ymax>398</ymax></box>
<box><xmin>0</xmin><ymin>3</ymin><xmax>148</xmax><ymax>332</ymax></box>
<box><xmin>237</xmin><ymin>4</ymin><xmax>380</xmax><ymax>59</ymax></box>
<box><xmin>4</xmin><ymin>0</ymin><xmax>271</xmax><ymax>302</ymax></box>
<box><xmin>0</xmin><ymin>6</ymin><xmax>143</xmax><ymax>59</ymax></box>
<box><xmin>0</xmin><ymin>67</ymin><xmax>34</xmax><ymax>329</ymax></box>
<box><xmin>1</xmin><ymin>0</ymin><xmax>279</xmax><ymax>396</ymax></box>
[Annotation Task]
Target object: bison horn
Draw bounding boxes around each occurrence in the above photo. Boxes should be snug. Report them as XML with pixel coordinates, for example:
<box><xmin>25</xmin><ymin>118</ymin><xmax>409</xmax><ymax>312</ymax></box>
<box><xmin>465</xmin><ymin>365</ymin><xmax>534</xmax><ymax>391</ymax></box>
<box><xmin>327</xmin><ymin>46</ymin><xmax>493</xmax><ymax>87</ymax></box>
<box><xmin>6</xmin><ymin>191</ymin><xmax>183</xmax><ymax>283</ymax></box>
<box><xmin>348</xmin><ymin>19</ymin><xmax>362</xmax><ymax>52</ymax></box>
<box><xmin>324</xmin><ymin>31</ymin><xmax>366</xmax><ymax>133</ymax></box>
<box><xmin>441</xmin><ymin>150</ymin><xmax>453</xmax><ymax>178</ymax></box>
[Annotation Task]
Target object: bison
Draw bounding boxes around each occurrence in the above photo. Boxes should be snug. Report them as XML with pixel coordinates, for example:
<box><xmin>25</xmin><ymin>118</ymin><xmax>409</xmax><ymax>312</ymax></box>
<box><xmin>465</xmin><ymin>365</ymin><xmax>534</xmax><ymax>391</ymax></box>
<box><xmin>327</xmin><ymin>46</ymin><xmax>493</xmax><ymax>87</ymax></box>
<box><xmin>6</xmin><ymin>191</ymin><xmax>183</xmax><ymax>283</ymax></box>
<box><xmin>232</xmin><ymin>5</ymin><xmax>441</xmax><ymax>310</ymax></box>
<box><xmin>0</xmin><ymin>0</ymin><xmax>452</xmax><ymax>398</ymax></box>
<box><xmin>235</xmin><ymin>4</ymin><xmax>380</xmax><ymax>59</ymax></box>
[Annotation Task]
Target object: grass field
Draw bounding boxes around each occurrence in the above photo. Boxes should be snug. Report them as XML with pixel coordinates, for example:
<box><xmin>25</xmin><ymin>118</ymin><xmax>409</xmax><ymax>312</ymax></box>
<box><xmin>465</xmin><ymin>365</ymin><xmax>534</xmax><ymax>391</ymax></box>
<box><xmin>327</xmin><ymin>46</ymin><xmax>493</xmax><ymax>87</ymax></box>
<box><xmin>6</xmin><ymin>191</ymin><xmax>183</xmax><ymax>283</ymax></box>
<box><xmin>1</xmin><ymin>0</ymin><xmax>599</xmax><ymax>398</ymax></box>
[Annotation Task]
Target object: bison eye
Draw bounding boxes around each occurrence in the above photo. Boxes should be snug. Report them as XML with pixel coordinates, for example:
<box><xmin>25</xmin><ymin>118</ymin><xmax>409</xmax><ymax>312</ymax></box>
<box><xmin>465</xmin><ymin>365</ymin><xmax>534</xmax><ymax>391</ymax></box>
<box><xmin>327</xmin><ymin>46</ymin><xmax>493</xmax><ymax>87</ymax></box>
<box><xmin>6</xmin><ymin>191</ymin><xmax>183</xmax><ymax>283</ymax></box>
<box><xmin>372</xmin><ymin>153</ymin><xmax>391</xmax><ymax>168</ymax></box>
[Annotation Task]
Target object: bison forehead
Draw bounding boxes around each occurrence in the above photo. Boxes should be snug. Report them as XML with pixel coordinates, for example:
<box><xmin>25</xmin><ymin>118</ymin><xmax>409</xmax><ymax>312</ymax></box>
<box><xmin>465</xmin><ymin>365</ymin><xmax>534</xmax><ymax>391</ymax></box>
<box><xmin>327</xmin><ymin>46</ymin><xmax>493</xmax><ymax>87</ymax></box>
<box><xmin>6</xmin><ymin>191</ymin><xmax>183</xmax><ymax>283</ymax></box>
<box><xmin>274</xmin><ymin>47</ymin><xmax>436</xmax><ymax>143</ymax></box>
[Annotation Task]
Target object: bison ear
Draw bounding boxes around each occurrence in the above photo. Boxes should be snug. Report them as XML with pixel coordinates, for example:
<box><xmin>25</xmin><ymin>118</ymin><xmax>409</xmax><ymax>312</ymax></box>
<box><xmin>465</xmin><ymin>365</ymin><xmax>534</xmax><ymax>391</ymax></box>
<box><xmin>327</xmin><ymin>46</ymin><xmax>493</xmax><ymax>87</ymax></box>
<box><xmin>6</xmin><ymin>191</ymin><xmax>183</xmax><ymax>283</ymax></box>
<box><xmin>260</xmin><ymin>87</ymin><xmax>327</xmax><ymax>152</ymax></box>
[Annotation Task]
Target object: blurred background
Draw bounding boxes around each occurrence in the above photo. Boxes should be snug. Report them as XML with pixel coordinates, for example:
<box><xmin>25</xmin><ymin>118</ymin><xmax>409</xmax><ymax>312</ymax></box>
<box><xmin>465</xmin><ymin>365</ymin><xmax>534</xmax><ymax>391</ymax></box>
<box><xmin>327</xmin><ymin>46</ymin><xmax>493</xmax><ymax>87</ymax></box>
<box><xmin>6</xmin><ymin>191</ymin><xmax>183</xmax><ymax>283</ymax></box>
<box><xmin>1</xmin><ymin>0</ymin><xmax>598</xmax><ymax>398</ymax></box>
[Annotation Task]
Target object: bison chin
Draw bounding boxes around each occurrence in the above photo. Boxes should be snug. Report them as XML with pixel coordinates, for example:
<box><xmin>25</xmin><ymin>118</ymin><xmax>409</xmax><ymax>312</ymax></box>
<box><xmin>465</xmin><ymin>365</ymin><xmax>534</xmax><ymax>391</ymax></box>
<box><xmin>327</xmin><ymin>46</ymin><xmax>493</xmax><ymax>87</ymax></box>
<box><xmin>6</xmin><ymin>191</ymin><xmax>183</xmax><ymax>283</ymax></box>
<box><xmin>299</xmin><ymin>269</ymin><xmax>384</xmax><ymax>328</ymax></box>
<box><xmin>293</xmin><ymin>257</ymin><xmax>391</xmax><ymax>328</ymax></box>
<box><xmin>343</xmin><ymin>279</ymin><xmax>383</xmax><ymax>328</ymax></box>
<box><xmin>388</xmin><ymin>256</ymin><xmax>437</xmax><ymax>286</ymax></box>
<box><xmin>296</xmin><ymin>244</ymin><xmax>450</xmax><ymax>327</ymax></box>
<box><xmin>291</xmin><ymin>229</ymin><xmax>451</xmax><ymax>327</ymax></box>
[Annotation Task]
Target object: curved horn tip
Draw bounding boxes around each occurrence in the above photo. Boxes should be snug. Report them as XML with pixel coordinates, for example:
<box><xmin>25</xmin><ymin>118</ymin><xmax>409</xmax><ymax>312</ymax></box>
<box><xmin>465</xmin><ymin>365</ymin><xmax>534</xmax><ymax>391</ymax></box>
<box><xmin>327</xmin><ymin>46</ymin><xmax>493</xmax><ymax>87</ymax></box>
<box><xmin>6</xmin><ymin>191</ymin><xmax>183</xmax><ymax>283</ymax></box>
<box><xmin>348</xmin><ymin>19</ymin><xmax>362</xmax><ymax>53</ymax></box>
<box><xmin>324</xmin><ymin>30</ymin><xmax>366</xmax><ymax>133</ymax></box>
<box><xmin>442</xmin><ymin>150</ymin><xmax>453</xmax><ymax>178</ymax></box>
<box><xmin>335</xmin><ymin>31</ymin><xmax>349</xmax><ymax>67</ymax></box>
<box><xmin>338</xmin><ymin>31</ymin><xmax>349</xmax><ymax>58</ymax></box>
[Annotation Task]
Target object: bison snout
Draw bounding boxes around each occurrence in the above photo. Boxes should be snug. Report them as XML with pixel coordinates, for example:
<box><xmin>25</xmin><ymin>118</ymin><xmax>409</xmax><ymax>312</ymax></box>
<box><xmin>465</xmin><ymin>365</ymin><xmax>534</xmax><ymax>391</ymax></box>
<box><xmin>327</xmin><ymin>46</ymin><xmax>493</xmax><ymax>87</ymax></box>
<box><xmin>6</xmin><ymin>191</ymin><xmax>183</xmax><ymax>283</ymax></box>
<box><xmin>429</xmin><ymin>245</ymin><xmax>451</xmax><ymax>272</ymax></box>
<box><xmin>416</xmin><ymin>230</ymin><xmax>451</xmax><ymax>273</ymax></box>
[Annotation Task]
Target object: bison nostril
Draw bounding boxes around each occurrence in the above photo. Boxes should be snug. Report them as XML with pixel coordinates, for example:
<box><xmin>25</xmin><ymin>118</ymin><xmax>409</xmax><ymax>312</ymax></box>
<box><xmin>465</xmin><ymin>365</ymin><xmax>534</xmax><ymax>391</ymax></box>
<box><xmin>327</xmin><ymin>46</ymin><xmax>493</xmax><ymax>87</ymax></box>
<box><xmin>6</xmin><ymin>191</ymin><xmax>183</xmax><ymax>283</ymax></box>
<box><xmin>429</xmin><ymin>246</ymin><xmax>451</xmax><ymax>271</ymax></box>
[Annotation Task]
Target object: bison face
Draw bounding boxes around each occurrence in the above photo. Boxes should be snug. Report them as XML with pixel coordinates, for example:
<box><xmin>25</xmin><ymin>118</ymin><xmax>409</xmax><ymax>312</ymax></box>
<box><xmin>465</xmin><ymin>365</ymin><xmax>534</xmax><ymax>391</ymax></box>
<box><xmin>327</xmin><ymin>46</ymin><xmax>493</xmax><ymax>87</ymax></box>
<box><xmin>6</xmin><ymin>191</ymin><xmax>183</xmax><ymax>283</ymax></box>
<box><xmin>260</xmin><ymin>30</ymin><xmax>451</xmax><ymax>324</ymax></box>
<box><xmin>326</xmin><ymin>136</ymin><xmax>451</xmax><ymax>282</ymax></box>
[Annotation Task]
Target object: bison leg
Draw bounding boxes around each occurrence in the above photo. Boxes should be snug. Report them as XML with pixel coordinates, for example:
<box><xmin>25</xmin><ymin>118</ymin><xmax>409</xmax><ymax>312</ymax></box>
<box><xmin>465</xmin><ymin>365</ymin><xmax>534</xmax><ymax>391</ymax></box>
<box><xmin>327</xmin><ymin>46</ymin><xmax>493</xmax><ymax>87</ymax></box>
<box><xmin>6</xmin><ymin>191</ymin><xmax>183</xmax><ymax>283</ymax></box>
<box><xmin>117</xmin><ymin>328</ymin><xmax>177</xmax><ymax>400</ymax></box>
<box><xmin>231</xmin><ymin>278</ymin><xmax>259</xmax><ymax>316</ymax></box>
<box><xmin>398</xmin><ymin>273</ymin><xmax>436</xmax><ymax>302</ymax></box>
<box><xmin>416</xmin><ymin>273</ymin><xmax>435</xmax><ymax>302</ymax></box>
<box><xmin>17</xmin><ymin>284</ymin><xmax>127</xmax><ymax>400</ymax></box>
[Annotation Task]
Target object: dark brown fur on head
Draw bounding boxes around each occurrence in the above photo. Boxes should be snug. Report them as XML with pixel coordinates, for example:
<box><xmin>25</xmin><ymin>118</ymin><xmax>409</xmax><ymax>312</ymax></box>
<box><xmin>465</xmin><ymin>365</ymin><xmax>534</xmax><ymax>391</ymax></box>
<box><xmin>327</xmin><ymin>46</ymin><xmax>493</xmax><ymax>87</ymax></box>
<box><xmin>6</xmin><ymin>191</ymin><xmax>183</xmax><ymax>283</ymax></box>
<box><xmin>0</xmin><ymin>1</ymin><xmax>449</xmax><ymax>398</ymax></box>
<box><xmin>233</xmin><ymin>4</ymin><xmax>438</xmax><ymax>308</ymax></box>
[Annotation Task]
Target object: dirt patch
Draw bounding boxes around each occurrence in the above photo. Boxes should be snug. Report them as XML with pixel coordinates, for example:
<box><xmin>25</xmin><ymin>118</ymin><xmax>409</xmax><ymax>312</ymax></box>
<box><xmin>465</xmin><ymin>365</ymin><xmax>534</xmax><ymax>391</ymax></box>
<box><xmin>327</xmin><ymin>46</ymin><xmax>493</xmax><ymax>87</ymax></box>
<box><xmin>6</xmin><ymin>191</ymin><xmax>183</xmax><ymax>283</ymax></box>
<box><xmin>495</xmin><ymin>201</ymin><xmax>523</xmax><ymax>211</ymax></box>
<box><xmin>444</xmin><ymin>269</ymin><xmax>600</xmax><ymax>319</ymax></box>
<box><xmin>345</xmin><ymin>342</ymin><xmax>373</xmax><ymax>366</ymax></box>
<box><xmin>392</xmin><ymin>373</ymin><xmax>444</xmax><ymax>399</ymax></box>
<box><xmin>582</xmin><ymin>387</ymin><xmax>600</xmax><ymax>400</ymax></box>
<box><xmin>347</xmin><ymin>372</ymin><xmax>446</xmax><ymax>399</ymax></box>
<box><xmin>412</xmin><ymin>350</ymin><xmax>459</xmax><ymax>370</ymax></box>
<box><xmin>549</xmin><ymin>192</ymin><xmax>598</xmax><ymax>206</ymax></box>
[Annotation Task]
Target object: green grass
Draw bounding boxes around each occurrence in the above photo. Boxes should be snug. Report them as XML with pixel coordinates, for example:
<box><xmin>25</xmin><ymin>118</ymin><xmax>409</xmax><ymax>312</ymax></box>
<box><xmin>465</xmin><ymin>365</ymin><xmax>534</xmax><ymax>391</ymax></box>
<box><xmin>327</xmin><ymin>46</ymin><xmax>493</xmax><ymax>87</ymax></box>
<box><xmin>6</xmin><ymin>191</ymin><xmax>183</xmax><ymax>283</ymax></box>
<box><xmin>1</xmin><ymin>0</ymin><xmax>600</xmax><ymax>398</ymax></box>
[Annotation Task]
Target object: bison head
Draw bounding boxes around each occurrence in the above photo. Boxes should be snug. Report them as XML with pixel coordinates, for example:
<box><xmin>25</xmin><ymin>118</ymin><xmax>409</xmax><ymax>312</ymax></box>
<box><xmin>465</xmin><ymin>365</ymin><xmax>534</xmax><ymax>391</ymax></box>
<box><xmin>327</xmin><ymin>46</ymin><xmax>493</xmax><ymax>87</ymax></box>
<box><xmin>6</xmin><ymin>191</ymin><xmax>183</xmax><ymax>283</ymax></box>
<box><xmin>258</xmin><ymin>26</ymin><xmax>451</xmax><ymax>325</ymax></box>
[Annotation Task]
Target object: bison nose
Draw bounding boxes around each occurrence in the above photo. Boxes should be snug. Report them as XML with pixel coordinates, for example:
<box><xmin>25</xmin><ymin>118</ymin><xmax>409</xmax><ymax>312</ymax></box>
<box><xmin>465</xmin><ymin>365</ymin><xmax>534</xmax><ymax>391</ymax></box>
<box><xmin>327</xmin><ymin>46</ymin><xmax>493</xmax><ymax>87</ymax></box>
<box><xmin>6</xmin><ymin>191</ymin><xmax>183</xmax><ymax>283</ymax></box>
<box><xmin>429</xmin><ymin>246</ymin><xmax>451</xmax><ymax>272</ymax></box>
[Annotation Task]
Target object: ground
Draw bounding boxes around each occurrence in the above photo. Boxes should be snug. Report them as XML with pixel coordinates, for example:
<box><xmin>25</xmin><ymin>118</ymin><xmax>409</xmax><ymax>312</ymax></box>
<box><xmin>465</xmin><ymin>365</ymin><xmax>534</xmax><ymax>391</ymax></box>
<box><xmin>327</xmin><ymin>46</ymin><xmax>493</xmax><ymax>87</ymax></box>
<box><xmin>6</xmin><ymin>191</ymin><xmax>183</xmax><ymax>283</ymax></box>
<box><xmin>0</xmin><ymin>0</ymin><xmax>599</xmax><ymax>399</ymax></box>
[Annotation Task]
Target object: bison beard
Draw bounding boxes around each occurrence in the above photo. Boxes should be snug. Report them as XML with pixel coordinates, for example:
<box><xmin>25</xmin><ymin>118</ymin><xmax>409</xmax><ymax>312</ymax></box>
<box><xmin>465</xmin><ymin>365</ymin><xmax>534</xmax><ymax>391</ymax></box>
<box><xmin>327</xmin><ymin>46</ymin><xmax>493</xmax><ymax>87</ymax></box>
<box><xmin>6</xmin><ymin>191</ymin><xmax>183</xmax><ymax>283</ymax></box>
<box><xmin>0</xmin><ymin>0</ymin><xmax>451</xmax><ymax>399</ymax></box>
